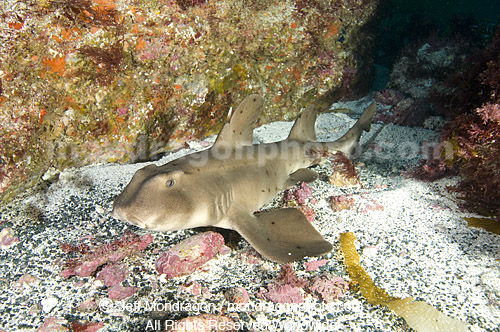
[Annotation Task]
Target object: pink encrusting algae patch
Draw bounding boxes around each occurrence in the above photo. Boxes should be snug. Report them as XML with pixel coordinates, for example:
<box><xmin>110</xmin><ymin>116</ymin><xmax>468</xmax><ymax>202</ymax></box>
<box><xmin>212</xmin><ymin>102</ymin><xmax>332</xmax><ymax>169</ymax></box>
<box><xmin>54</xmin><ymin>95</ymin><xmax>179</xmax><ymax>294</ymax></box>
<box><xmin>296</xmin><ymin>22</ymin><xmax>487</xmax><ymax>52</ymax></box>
<box><xmin>60</xmin><ymin>232</ymin><xmax>153</xmax><ymax>278</ymax></box>
<box><xmin>258</xmin><ymin>264</ymin><xmax>348</xmax><ymax>304</ymax></box>
<box><xmin>155</xmin><ymin>231</ymin><xmax>228</xmax><ymax>279</ymax></box>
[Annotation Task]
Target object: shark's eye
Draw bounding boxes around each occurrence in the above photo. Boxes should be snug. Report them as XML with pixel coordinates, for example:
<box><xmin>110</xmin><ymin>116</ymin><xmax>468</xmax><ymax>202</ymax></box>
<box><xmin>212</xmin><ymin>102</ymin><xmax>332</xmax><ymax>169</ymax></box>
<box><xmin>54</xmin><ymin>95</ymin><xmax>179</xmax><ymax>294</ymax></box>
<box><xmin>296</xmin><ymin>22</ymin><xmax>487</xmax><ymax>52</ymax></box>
<box><xmin>166</xmin><ymin>179</ymin><xmax>175</xmax><ymax>187</ymax></box>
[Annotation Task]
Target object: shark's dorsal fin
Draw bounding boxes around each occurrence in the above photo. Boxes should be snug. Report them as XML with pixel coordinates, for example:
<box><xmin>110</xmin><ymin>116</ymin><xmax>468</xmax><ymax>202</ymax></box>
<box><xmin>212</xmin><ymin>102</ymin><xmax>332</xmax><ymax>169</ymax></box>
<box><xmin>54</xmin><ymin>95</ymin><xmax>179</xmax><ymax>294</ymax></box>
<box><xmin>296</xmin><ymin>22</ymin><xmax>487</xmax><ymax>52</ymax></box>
<box><xmin>231</xmin><ymin>207</ymin><xmax>333</xmax><ymax>263</ymax></box>
<box><xmin>214</xmin><ymin>94</ymin><xmax>264</xmax><ymax>148</ymax></box>
<box><xmin>287</xmin><ymin>104</ymin><xmax>317</xmax><ymax>142</ymax></box>
<box><xmin>325</xmin><ymin>102</ymin><xmax>376</xmax><ymax>158</ymax></box>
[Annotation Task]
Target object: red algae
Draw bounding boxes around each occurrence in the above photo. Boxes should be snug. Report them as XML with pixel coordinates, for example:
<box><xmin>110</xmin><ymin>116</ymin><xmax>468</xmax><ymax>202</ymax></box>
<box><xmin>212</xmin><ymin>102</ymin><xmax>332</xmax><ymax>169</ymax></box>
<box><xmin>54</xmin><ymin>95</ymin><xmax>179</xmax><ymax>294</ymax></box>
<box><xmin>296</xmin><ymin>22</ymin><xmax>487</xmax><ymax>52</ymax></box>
<box><xmin>258</xmin><ymin>264</ymin><xmax>347</xmax><ymax>304</ymax></box>
<box><xmin>61</xmin><ymin>232</ymin><xmax>153</xmax><ymax>278</ymax></box>
<box><xmin>107</xmin><ymin>285</ymin><xmax>137</xmax><ymax>300</ymax></box>
<box><xmin>70</xmin><ymin>321</ymin><xmax>104</xmax><ymax>332</ymax></box>
<box><xmin>307</xmin><ymin>273</ymin><xmax>349</xmax><ymax>303</ymax></box>
<box><xmin>37</xmin><ymin>316</ymin><xmax>68</xmax><ymax>332</ymax></box>
<box><xmin>96</xmin><ymin>263</ymin><xmax>129</xmax><ymax>287</ymax></box>
<box><xmin>303</xmin><ymin>259</ymin><xmax>327</xmax><ymax>271</ymax></box>
<box><xmin>155</xmin><ymin>231</ymin><xmax>226</xmax><ymax>279</ymax></box>
<box><xmin>168</xmin><ymin>314</ymin><xmax>237</xmax><ymax>332</ymax></box>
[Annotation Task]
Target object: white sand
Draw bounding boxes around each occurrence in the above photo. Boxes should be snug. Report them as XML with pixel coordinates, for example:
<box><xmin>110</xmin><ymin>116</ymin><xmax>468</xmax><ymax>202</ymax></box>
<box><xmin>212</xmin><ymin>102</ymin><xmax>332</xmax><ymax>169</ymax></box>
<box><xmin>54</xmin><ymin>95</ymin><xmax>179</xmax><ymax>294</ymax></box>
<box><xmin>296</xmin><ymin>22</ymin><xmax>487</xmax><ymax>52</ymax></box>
<box><xmin>1</xmin><ymin>95</ymin><xmax>499</xmax><ymax>331</ymax></box>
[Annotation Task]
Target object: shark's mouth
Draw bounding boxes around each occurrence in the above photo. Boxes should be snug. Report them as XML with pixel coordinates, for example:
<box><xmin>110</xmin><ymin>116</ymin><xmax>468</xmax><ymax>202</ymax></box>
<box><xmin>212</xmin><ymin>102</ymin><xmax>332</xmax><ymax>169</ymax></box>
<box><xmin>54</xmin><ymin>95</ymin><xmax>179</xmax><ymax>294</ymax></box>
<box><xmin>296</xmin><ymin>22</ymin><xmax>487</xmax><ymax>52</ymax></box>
<box><xmin>127</xmin><ymin>218</ymin><xmax>149</xmax><ymax>229</ymax></box>
<box><xmin>110</xmin><ymin>207</ymin><xmax>149</xmax><ymax>229</ymax></box>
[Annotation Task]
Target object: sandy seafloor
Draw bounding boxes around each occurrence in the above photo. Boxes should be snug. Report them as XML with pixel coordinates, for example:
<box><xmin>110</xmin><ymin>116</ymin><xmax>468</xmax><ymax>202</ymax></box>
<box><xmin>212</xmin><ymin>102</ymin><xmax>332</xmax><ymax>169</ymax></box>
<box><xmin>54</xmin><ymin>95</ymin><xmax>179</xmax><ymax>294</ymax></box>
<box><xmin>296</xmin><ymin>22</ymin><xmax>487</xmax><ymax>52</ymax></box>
<box><xmin>1</xmin><ymin>95</ymin><xmax>499</xmax><ymax>332</ymax></box>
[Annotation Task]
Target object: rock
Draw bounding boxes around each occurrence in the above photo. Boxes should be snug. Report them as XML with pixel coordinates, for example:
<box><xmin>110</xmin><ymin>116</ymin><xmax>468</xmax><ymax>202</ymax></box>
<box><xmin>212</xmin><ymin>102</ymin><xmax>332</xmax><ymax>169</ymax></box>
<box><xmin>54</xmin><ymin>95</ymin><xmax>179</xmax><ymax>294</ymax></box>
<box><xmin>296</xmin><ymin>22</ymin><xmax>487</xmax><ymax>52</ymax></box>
<box><xmin>0</xmin><ymin>227</ymin><xmax>19</xmax><ymax>249</ymax></box>
<box><xmin>61</xmin><ymin>232</ymin><xmax>153</xmax><ymax>278</ymax></box>
<box><xmin>41</xmin><ymin>296</ymin><xmax>59</xmax><ymax>314</ymax></box>
<box><xmin>37</xmin><ymin>316</ymin><xmax>69</xmax><ymax>332</ymax></box>
<box><xmin>107</xmin><ymin>285</ymin><xmax>137</xmax><ymax>301</ymax></box>
<box><xmin>96</xmin><ymin>263</ymin><xmax>129</xmax><ymax>287</ymax></box>
<box><xmin>0</xmin><ymin>0</ymin><xmax>378</xmax><ymax>201</ymax></box>
<box><xmin>156</xmin><ymin>231</ymin><xmax>226</xmax><ymax>278</ymax></box>
<box><xmin>166</xmin><ymin>314</ymin><xmax>237</xmax><ymax>332</ymax></box>
<box><xmin>13</xmin><ymin>274</ymin><xmax>41</xmax><ymax>289</ymax></box>
<box><xmin>304</xmin><ymin>259</ymin><xmax>327</xmax><ymax>272</ymax></box>
<box><xmin>70</xmin><ymin>321</ymin><xmax>104</xmax><ymax>332</ymax></box>
<box><xmin>224</xmin><ymin>287</ymin><xmax>250</xmax><ymax>304</ymax></box>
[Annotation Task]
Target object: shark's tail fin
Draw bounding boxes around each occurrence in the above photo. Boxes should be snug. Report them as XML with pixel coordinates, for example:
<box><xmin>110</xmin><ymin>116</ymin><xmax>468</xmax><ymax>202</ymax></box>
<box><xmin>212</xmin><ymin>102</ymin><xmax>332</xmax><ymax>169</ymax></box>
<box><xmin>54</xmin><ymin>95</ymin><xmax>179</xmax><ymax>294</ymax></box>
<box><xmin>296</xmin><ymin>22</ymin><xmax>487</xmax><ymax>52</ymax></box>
<box><xmin>287</xmin><ymin>105</ymin><xmax>317</xmax><ymax>142</ymax></box>
<box><xmin>324</xmin><ymin>102</ymin><xmax>376</xmax><ymax>158</ymax></box>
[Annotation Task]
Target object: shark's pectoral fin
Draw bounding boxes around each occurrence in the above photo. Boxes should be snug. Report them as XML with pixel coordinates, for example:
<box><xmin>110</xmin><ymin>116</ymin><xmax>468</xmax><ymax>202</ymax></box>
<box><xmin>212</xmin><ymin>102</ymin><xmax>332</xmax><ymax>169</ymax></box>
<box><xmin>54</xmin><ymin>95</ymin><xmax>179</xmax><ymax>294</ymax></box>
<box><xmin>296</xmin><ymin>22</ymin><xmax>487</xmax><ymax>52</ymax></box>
<box><xmin>232</xmin><ymin>208</ymin><xmax>332</xmax><ymax>263</ymax></box>
<box><xmin>286</xmin><ymin>168</ymin><xmax>319</xmax><ymax>187</ymax></box>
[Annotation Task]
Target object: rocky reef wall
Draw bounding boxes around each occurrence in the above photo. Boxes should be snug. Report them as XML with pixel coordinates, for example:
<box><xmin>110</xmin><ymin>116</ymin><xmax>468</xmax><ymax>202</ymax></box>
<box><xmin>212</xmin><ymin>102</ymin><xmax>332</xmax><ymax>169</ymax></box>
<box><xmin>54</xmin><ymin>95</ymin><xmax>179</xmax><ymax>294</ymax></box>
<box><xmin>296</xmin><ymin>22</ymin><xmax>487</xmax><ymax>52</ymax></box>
<box><xmin>0</xmin><ymin>0</ymin><xmax>378</xmax><ymax>199</ymax></box>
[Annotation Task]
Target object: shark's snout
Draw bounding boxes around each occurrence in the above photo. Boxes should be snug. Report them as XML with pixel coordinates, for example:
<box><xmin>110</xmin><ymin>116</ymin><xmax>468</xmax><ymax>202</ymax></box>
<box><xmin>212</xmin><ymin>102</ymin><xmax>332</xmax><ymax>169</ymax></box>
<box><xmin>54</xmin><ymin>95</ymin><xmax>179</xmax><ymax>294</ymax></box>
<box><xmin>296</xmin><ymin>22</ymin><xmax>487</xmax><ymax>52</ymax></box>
<box><xmin>110</xmin><ymin>205</ymin><xmax>131</xmax><ymax>223</ymax></box>
<box><xmin>109</xmin><ymin>206</ymin><xmax>122</xmax><ymax>220</ymax></box>
<box><xmin>110</xmin><ymin>205</ymin><xmax>147</xmax><ymax>228</ymax></box>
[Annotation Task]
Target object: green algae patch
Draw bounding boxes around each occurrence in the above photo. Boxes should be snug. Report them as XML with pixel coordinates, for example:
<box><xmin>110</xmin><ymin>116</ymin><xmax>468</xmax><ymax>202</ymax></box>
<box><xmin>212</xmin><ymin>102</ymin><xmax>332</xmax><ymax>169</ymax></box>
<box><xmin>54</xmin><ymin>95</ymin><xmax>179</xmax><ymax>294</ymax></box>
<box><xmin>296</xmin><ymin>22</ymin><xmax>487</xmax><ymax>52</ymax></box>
<box><xmin>339</xmin><ymin>232</ymin><xmax>469</xmax><ymax>332</ymax></box>
<box><xmin>465</xmin><ymin>217</ymin><xmax>500</xmax><ymax>235</ymax></box>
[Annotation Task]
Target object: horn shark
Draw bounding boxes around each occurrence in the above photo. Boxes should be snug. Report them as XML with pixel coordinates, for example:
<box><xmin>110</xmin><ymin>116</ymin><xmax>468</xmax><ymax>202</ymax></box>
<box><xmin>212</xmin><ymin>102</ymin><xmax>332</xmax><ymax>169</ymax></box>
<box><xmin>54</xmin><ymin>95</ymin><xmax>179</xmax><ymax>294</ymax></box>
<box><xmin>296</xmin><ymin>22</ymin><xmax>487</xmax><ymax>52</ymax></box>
<box><xmin>111</xmin><ymin>95</ymin><xmax>376</xmax><ymax>263</ymax></box>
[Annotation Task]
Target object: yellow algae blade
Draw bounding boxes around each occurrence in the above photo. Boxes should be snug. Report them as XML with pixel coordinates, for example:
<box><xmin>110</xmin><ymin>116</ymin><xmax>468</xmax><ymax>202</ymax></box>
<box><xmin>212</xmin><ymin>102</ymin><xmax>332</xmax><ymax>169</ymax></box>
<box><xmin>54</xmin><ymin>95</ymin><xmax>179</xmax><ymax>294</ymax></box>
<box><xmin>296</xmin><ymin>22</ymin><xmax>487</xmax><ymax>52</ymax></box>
<box><xmin>465</xmin><ymin>217</ymin><xmax>500</xmax><ymax>235</ymax></box>
<box><xmin>388</xmin><ymin>299</ymin><xmax>469</xmax><ymax>332</ymax></box>
<box><xmin>339</xmin><ymin>232</ymin><xmax>397</xmax><ymax>305</ymax></box>
<box><xmin>339</xmin><ymin>232</ymin><xmax>469</xmax><ymax>332</ymax></box>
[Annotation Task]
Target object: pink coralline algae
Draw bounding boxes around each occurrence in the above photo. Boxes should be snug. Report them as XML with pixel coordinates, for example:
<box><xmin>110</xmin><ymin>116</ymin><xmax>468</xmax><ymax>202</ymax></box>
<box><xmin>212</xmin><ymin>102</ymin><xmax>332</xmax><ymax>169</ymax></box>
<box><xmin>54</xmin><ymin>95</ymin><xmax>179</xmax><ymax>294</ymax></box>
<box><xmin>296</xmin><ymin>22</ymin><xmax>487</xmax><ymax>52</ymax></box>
<box><xmin>259</xmin><ymin>265</ymin><xmax>306</xmax><ymax>303</ymax></box>
<box><xmin>298</xmin><ymin>205</ymin><xmax>316</xmax><ymax>223</ymax></box>
<box><xmin>96</xmin><ymin>263</ymin><xmax>129</xmax><ymax>287</ymax></box>
<box><xmin>283</xmin><ymin>182</ymin><xmax>316</xmax><ymax>222</ymax></box>
<box><xmin>61</xmin><ymin>232</ymin><xmax>153</xmax><ymax>278</ymax></box>
<box><xmin>155</xmin><ymin>231</ymin><xmax>227</xmax><ymax>279</ymax></box>
<box><xmin>37</xmin><ymin>316</ymin><xmax>68</xmax><ymax>332</ymax></box>
<box><xmin>307</xmin><ymin>273</ymin><xmax>349</xmax><ymax>303</ymax></box>
<box><xmin>259</xmin><ymin>264</ymin><xmax>348</xmax><ymax>304</ymax></box>
<box><xmin>168</xmin><ymin>314</ymin><xmax>236</xmax><ymax>332</ymax></box>
<box><xmin>0</xmin><ymin>227</ymin><xmax>19</xmax><ymax>249</ymax></box>
<box><xmin>284</xmin><ymin>182</ymin><xmax>313</xmax><ymax>205</ymax></box>
<box><xmin>107</xmin><ymin>285</ymin><xmax>137</xmax><ymax>301</ymax></box>
<box><xmin>304</xmin><ymin>259</ymin><xmax>327</xmax><ymax>272</ymax></box>
<box><xmin>330</xmin><ymin>195</ymin><xmax>356</xmax><ymax>212</ymax></box>
<box><xmin>261</xmin><ymin>283</ymin><xmax>305</xmax><ymax>304</ymax></box>
<box><xmin>374</xmin><ymin>89</ymin><xmax>405</xmax><ymax>106</ymax></box>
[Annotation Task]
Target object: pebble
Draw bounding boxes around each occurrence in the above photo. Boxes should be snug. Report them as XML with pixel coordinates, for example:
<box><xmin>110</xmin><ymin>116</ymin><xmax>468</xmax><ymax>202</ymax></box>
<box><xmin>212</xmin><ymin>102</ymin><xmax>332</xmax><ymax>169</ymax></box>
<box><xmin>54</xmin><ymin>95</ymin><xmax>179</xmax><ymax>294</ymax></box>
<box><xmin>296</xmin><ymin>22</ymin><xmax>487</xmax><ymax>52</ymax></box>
<box><xmin>41</xmin><ymin>296</ymin><xmax>59</xmax><ymax>314</ymax></box>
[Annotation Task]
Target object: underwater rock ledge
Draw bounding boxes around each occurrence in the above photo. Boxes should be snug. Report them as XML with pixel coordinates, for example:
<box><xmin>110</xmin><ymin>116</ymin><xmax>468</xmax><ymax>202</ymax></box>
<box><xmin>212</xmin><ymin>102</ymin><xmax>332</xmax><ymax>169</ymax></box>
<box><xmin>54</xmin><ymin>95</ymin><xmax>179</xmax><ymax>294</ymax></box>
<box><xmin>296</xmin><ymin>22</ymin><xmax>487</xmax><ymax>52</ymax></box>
<box><xmin>0</xmin><ymin>0</ymin><xmax>378</xmax><ymax>201</ymax></box>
